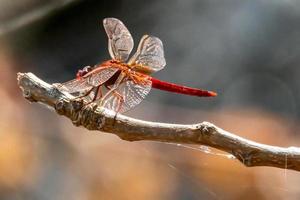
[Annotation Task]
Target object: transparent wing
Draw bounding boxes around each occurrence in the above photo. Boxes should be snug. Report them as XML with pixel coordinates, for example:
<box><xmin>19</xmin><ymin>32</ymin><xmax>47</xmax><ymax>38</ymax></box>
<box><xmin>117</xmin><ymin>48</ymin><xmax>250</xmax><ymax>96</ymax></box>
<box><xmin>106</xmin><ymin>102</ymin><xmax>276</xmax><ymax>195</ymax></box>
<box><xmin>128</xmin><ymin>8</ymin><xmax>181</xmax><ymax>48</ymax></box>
<box><xmin>87</xmin><ymin>67</ymin><xmax>119</xmax><ymax>86</ymax></box>
<box><xmin>59</xmin><ymin>66</ymin><xmax>118</xmax><ymax>95</ymax></box>
<box><xmin>103</xmin><ymin>79</ymin><xmax>152</xmax><ymax>113</ymax></box>
<box><xmin>129</xmin><ymin>35</ymin><xmax>166</xmax><ymax>72</ymax></box>
<box><xmin>59</xmin><ymin>78</ymin><xmax>93</xmax><ymax>94</ymax></box>
<box><xmin>103</xmin><ymin>18</ymin><xmax>134</xmax><ymax>62</ymax></box>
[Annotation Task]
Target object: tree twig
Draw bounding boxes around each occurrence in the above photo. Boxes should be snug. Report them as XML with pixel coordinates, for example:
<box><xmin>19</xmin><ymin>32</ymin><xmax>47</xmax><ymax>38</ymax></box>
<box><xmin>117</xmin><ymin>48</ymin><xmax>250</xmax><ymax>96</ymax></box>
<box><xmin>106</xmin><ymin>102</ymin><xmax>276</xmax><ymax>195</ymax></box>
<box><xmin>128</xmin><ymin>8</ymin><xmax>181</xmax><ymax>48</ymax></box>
<box><xmin>17</xmin><ymin>72</ymin><xmax>300</xmax><ymax>171</ymax></box>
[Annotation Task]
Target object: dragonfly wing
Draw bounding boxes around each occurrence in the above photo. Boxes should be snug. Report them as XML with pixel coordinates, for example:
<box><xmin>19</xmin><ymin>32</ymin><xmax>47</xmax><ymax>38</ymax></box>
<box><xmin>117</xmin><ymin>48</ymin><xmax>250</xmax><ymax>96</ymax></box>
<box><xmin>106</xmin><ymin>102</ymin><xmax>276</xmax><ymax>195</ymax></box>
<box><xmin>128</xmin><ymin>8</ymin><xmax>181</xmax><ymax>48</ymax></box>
<box><xmin>103</xmin><ymin>18</ymin><xmax>134</xmax><ymax>62</ymax></box>
<box><xmin>87</xmin><ymin>67</ymin><xmax>119</xmax><ymax>86</ymax></box>
<box><xmin>129</xmin><ymin>35</ymin><xmax>166</xmax><ymax>72</ymax></box>
<box><xmin>103</xmin><ymin>79</ymin><xmax>152</xmax><ymax>113</ymax></box>
<box><xmin>59</xmin><ymin>66</ymin><xmax>118</xmax><ymax>95</ymax></box>
<box><xmin>59</xmin><ymin>78</ymin><xmax>93</xmax><ymax>94</ymax></box>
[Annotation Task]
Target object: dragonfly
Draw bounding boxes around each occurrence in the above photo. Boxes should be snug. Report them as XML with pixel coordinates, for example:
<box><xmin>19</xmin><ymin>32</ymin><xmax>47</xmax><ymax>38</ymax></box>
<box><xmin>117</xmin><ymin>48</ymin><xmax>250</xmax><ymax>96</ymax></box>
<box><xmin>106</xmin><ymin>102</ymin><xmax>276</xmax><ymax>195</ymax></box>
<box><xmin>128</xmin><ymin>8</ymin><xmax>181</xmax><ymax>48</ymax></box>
<box><xmin>59</xmin><ymin>18</ymin><xmax>217</xmax><ymax>113</ymax></box>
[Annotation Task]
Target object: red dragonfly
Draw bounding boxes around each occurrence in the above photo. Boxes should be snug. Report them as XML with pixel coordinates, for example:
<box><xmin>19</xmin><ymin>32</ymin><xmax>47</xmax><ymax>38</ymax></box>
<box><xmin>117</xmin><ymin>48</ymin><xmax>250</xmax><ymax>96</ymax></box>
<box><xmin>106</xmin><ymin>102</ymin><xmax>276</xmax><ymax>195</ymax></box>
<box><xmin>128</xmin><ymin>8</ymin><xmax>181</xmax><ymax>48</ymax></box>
<box><xmin>59</xmin><ymin>18</ymin><xmax>217</xmax><ymax>113</ymax></box>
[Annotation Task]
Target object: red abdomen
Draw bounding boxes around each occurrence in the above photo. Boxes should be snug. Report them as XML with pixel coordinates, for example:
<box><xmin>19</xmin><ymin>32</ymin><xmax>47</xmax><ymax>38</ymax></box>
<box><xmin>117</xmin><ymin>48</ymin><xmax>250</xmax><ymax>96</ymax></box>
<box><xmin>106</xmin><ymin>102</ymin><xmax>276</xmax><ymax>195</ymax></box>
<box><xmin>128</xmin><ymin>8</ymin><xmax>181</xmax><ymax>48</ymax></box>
<box><xmin>150</xmin><ymin>77</ymin><xmax>217</xmax><ymax>97</ymax></box>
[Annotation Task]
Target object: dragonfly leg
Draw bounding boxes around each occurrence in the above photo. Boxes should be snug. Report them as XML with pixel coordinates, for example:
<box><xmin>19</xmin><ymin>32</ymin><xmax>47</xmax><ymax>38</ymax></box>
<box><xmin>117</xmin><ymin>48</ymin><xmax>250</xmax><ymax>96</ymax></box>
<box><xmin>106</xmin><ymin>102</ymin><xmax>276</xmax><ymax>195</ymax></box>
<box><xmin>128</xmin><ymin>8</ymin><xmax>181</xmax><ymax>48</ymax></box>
<box><xmin>83</xmin><ymin>85</ymin><xmax>103</xmax><ymax>110</ymax></box>
<box><xmin>104</xmin><ymin>87</ymin><xmax>124</xmax><ymax>125</ymax></box>
<box><xmin>114</xmin><ymin>91</ymin><xmax>125</xmax><ymax>113</ymax></box>
<box><xmin>103</xmin><ymin>85</ymin><xmax>124</xmax><ymax>113</ymax></box>
<box><xmin>92</xmin><ymin>85</ymin><xmax>102</xmax><ymax>102</ymax></box>
<box><xmin>100</xmin><ymin>85</ymin><xmax>117</xmax><ymax>105</ymax></box>
<box><xmin>99</xmin><ymin>73</ymin><xmax>126</xmax><ymax>106</ymax></box>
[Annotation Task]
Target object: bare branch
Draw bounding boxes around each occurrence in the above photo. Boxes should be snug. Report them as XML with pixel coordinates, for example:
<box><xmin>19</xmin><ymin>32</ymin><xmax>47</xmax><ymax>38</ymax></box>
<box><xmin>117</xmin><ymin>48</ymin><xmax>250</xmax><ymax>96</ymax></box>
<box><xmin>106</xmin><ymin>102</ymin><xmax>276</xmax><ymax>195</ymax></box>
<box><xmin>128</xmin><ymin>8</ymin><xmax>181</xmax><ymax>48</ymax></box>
<box><xmin>17</xmin><ymin>72</ymin><xmax>300</xmax><ymax>171</ymax></box>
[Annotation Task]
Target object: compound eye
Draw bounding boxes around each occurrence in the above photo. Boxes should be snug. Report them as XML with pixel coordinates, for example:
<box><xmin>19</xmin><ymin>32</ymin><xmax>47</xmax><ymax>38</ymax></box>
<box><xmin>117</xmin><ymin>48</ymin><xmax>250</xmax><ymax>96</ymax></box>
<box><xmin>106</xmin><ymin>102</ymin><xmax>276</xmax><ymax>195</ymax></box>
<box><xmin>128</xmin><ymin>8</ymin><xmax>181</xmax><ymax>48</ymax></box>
<box><xmin>83</xmin><ymin>66</ymin><xmax>92</xmax><ymax>72</ymax></box>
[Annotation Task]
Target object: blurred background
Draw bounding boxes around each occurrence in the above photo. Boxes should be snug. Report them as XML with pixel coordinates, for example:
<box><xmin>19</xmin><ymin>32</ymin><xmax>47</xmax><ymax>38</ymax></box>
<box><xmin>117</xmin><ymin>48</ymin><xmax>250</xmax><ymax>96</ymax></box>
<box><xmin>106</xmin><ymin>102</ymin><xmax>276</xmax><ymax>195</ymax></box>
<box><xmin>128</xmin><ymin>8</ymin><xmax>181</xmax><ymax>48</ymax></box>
<box><xmin>1</xmin><ymin>0</ymin><xmax>300</xmax><ymax>199</ymax></box>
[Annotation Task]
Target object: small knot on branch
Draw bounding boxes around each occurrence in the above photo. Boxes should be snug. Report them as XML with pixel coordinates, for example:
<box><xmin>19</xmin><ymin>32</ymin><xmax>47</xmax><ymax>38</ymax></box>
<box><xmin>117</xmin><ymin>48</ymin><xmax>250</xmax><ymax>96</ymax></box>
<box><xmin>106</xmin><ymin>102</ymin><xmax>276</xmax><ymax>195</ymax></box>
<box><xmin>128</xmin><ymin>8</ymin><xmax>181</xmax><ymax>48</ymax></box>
<box><xmin>54</xmin><ymin>98</ymin><xmax>85</xmax><ymax>126</ymax></box>
<box><xmin>55</xmin><ymin>100</ymin><xmax>106</xmax><ymax>130</ymax></box>
<box><xmin>232</xmin><ymin>149</ymin><xmax>261</xmax><ymax>167</ymax></box>
<box><xmin>23</xmin><ymin>89</ymin><xmax>37</xmax><ymax>102</ymax></box>
<box><xmin>55</xmin><ymin>99</ymin><xmax>66</xmax><ymax>115</ymax></box>
<box><xmin>78</xmin><ymin>104</ymin><xmax>106</xmax><ymax>130</ymax></box>
<box><xmin>71</xmin><ymin>99</ymin><xmax>85</xmax><ymax>112</ymax></box>
<box><xmin>194</xmin><ymin>122</ymin><xmax>218</xmax><ymax>142</ymax></box>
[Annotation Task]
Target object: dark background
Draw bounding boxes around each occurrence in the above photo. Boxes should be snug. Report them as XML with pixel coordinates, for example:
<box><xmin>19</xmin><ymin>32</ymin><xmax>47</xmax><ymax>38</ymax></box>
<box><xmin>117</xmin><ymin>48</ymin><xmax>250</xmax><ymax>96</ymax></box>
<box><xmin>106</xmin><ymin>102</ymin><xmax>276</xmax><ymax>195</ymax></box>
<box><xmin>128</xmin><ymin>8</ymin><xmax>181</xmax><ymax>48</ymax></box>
<box><xmin>1</xmin><ymin>0</ymin><xmax>300</xmax><ymax>199</ymax></box>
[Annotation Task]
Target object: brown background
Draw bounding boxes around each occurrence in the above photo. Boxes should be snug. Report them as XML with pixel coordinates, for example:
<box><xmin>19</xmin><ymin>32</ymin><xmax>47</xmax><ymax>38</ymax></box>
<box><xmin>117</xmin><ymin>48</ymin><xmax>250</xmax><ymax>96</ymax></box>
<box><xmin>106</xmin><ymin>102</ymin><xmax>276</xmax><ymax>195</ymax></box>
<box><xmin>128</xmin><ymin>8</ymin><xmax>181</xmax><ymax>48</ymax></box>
<box><xmin>1</xmin><ymin>0</ymin><xmax>300</xmax><ymax>199</ymax></box>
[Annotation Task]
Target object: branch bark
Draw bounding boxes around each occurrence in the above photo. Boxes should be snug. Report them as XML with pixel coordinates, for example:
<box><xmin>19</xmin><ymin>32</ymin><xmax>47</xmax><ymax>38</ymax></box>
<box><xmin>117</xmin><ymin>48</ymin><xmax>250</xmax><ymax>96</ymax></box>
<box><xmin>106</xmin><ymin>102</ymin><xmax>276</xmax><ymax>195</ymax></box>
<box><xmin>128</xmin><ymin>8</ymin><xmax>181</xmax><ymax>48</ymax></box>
<box><xmin>17</xmin><ymin>72</ymin><xmax>300</xmax><ymax>171</ymax></box>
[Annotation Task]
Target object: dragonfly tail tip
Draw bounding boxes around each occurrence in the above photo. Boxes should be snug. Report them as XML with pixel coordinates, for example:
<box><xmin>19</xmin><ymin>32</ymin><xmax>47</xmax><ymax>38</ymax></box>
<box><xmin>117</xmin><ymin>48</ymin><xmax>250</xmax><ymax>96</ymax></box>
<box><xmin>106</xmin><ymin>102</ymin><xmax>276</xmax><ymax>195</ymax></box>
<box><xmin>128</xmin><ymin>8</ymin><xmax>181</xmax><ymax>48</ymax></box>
<box><xmin>209</xmin><ymin>91</ymin><xmax>217</xmax><ymax>97</ymax></box>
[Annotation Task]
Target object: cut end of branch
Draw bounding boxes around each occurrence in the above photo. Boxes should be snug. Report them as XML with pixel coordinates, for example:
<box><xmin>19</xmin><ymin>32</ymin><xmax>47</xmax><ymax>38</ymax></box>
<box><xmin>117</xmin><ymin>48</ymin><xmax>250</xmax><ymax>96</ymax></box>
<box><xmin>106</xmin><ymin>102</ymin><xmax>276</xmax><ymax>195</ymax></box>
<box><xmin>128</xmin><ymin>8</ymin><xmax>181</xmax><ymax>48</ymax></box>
<box><xmin>17</xmin><ymin>72</ymin><xmax>37</xmax><ymax>102</ymax></box>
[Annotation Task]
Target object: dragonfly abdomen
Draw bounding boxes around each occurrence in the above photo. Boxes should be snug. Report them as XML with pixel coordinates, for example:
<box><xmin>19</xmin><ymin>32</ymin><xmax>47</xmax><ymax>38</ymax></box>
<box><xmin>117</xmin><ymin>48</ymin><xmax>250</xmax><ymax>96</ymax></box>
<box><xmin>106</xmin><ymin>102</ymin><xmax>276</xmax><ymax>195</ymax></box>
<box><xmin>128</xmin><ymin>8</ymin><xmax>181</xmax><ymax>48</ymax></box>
<box><xmin>150</xmin><ymin>77</ymin><xmax>217</xmax><ymax>97</ymax></box>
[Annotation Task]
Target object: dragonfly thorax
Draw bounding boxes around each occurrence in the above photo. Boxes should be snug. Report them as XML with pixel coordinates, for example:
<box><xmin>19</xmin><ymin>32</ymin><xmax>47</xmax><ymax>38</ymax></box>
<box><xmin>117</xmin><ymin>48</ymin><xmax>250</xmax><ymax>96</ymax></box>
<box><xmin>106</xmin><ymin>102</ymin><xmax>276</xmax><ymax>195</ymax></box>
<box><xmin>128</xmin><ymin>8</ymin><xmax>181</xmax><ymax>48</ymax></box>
<box><xmin>102</xmin><ymin>59</ymin><xmax>153</xmax><ymax>75</ymax></box>
<box><xmin>100</xmin><ymin>59</ymin><xmax>151</xmax><ymax>85</ymax></box>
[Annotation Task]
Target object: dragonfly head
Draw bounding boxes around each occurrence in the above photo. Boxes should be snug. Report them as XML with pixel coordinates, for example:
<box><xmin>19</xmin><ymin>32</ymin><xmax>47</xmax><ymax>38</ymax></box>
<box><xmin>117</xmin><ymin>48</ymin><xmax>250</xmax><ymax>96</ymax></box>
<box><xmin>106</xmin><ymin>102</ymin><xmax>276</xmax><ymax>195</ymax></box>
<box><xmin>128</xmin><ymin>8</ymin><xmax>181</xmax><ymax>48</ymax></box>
<box><xmin>76</xmin><ymin>66</ymin><xmax>92</xmax><ymax>79</ymax></box>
